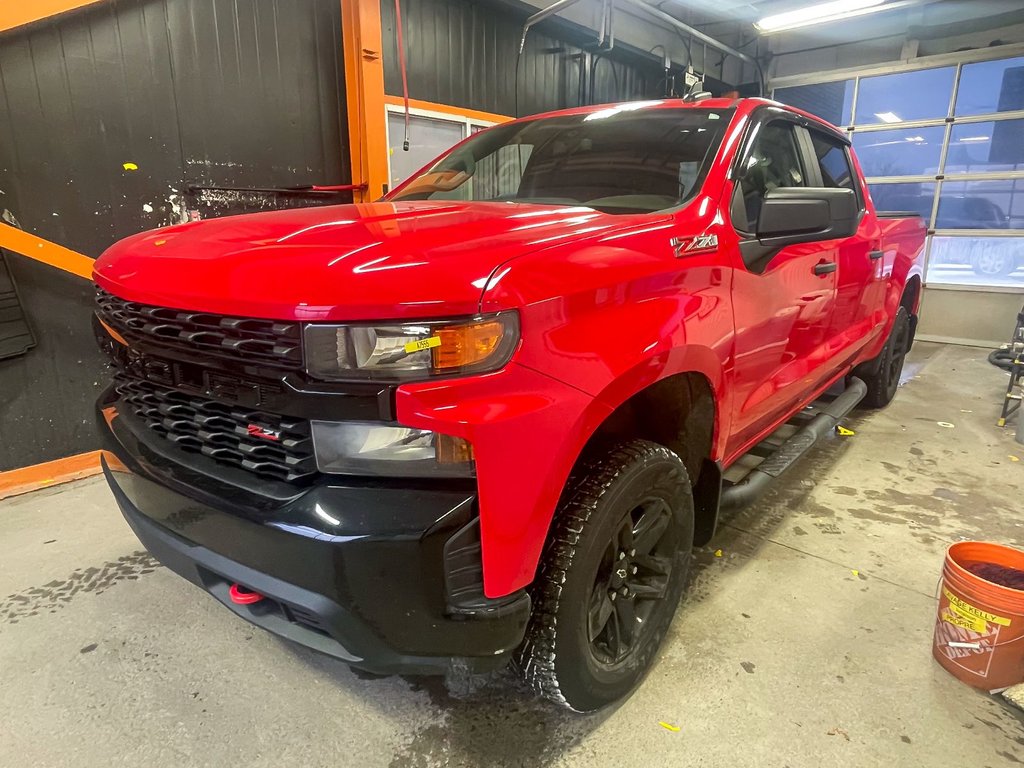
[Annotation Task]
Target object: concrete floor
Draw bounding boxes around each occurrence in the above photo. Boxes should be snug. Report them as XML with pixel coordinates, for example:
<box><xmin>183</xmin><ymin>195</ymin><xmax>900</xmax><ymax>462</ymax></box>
<box><xmin>2</xmin><ymin>342</ymin><xmax>1023</xmax><ymax>767</ymax></box>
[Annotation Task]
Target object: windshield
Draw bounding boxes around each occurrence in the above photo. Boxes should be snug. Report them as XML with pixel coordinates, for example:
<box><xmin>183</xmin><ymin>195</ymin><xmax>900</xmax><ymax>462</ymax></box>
<box><xmin>388</xmin><ymin>105</ymin><xmax>734</xmax><ymax>214</ymax></box>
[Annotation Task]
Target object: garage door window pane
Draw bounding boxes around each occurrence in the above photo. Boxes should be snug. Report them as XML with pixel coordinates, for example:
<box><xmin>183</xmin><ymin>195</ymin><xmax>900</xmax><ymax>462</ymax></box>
<box><xmin>936</xmin><ymin>179</ymin><xmax>1024</xmax><ymax>230</ymax></box>
<box><xmin>774</xmin><ymin>80</ymin><xmax>853</xmax><ymax>127</ymax></box>
<box><xmin>955</xmin><ymin>56</ymin><xmax>1024</xmax><ymax>116</ymax></box>
<box><xmin>868</xmin><ymin>182</ymin><xmax>935</xmax><ymax>222</ymax></box>
<box><xmin>946</xmin><ymin>120</ymin><xmax>1024</xmax><ymax>173</ymax></box>
<box><xmin>854</xmin><ymin>67</ymin><xmax>955</xmax><ymax>125</ymax></box>
<box><xmin>851</xmin><ymin>126</ymin><xmax>945</xmax><ymax>177</ymax></box>
<box><xmin>388</xmin><ymin>113</ymin><xmax>465</xmax><ymax>190</ymax></box>
<box><xmin>927</xmin><ymin>236</ymin><xmax>1024</xmax><ymax>287</ymax></box>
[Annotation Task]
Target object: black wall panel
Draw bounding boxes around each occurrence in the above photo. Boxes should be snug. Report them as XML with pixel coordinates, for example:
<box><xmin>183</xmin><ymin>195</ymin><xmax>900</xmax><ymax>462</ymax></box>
<box><xmin>381</xmin><ymin>0</ymin><xmax>662</xmax><ymax>117</ymax></box>
<box><xmin>0</xmin><ymin>0</ymin><xmax>349</xmax><ymax>258</ymax></box>
<box><xmin>0</xmin><ymin>0</ymin><xmax>349</xmax><ymax>470</ymax></box>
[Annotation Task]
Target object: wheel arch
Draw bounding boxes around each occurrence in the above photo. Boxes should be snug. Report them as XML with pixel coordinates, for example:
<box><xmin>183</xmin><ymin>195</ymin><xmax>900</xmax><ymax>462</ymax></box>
<box><xmin>578</xmin><ymin>369</ymin><xmax>723</xmax><ymax>547</ymax></box>
<box><xmin>550</xmin><ymin>348</ymin><xmax>727</xmax><ymax>559</ymax></box>
<box><xmin>901</xmin><ymin>274</ymin><xmax>922</xmax><ymax>315</ymax></box>
<box><xmin>901</xmin><ymin>274</ymin><xmax>922</xmax><ymax>351</ymax></box>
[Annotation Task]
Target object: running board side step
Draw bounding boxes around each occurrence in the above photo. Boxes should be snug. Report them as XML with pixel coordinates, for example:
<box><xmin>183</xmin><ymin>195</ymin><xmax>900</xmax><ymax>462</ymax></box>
<box><xmin>719</xmin><ymin>377</ymin><xmax>867</xmax><ymax>510</ymax></box>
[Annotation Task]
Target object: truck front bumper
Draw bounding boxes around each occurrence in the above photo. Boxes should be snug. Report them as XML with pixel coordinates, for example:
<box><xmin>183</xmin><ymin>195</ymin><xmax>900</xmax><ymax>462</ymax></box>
<box><xmin>98</xmin><ymin>390</ymin><xmax>530</xmax><ymax>675</ymax></box>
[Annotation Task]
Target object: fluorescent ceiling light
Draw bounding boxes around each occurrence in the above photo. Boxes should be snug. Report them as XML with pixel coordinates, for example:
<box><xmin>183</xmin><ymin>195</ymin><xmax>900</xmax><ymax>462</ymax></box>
<box><xmin>959</xmin><ymin>136</ymin><xmax>990</xmax><ymax>142</ymax></box>
<box><xmin>904</xmin><ymin>136</ymin><xmax>925</xmax><ymax>142</ymax></box>
<box><xmin>875</xmin><ymin>111</ymin><xmax>903</xmax><ymax>123</ymax></box>
<box><xmin>755</xmin><ymin>0</ymin><xmax>917</xmax><ymax>33</ymax></box>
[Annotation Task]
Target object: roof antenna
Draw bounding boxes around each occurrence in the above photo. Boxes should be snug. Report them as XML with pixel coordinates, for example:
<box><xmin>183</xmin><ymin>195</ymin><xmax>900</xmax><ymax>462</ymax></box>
<box><xmin>683</xmin><ymin>77</ymin><xmax>712</xmax><ymax>103</ymax></box>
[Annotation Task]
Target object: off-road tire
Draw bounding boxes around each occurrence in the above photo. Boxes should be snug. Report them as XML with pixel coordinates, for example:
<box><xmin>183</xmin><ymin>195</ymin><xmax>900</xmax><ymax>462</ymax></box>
<box><xmin>515</xmin><ymin>440</ymin><xmax>694</xmax><ymax>712</ymax></box>
<box><xmin>861</xmin><ymin>306</ymin><xmax>911</xmax><ymax>409</ymax></box>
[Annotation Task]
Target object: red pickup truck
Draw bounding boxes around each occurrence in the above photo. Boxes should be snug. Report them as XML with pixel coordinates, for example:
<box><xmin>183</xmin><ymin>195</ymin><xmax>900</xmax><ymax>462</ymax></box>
<box><xmin>93</xmin><ymin>97</ymin><xmax>924</xmax><ymax>712</ymax></box>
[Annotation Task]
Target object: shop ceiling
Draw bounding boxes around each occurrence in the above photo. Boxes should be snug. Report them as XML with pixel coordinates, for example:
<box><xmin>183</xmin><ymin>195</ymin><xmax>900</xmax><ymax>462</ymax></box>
<box><xmin>519</xmin><ymin>0</ymin><xmax>1024</xmax><ymax>64</ymax></box>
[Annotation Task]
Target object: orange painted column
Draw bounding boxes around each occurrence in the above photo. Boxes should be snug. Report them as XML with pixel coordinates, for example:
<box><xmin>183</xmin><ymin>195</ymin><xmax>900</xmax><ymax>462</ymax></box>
<box><xmin>342</xmin><ymin>0</ymin><xmax>390</xmax><ymax>203</ymax></box>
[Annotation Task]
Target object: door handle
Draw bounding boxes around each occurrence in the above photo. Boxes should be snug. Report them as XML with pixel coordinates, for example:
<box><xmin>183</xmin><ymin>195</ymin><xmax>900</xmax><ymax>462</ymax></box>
<box><xmin>869</xmin><ymin>250</ymin><xmax>884</xmax><ymax>260</ymax></box>
<box><xmin>813</xmin><ymin>261</ymin><xmax>838</xmax><ymax>276</ymax></box>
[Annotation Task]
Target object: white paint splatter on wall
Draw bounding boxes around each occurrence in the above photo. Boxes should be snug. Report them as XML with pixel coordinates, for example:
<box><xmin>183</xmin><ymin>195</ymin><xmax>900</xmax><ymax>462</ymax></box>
<box><xmin>165</xmin><ymin>194</ymin><xmax>189</xmax><ymax>225</ymax></box>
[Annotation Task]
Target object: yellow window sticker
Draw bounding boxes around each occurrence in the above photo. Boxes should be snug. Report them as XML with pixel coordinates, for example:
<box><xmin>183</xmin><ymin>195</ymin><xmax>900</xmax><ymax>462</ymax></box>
<box><xmin>404</xmin><ymin>336</ymin><xmax>441</xmax><ymax>354</ymax></box>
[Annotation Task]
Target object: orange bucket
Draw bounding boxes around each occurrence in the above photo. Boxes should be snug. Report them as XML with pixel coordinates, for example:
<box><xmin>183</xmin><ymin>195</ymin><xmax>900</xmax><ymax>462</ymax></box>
<box><xmin>933</xmin><ymin>541</ymin><xmax>1024</xmax><ymax>691</ymax></box>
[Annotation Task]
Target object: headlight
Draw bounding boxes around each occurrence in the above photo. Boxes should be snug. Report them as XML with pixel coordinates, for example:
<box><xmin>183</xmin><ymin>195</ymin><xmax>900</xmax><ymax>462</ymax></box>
<box><xmin>303</xmin><ymin>312</ymin><xmax>519</xmax><ymax>381</ymax></box>
<box><xmin>311</xmin><ymin>421</ymin><xmax>474</xmax><ymax>477</ymax></box>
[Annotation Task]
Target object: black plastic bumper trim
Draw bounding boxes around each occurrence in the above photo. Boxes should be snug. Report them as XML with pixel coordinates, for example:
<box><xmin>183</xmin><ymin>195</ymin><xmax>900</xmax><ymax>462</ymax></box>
<box><xmin>99</xmin><ymin>395</ymin><xmax>534</xmax><ymax>676</ymax></box>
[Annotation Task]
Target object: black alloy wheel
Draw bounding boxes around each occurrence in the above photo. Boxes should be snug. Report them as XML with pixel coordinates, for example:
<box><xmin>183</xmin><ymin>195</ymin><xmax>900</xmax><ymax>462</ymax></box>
<box><xmin>516</xmin><ymin>440</ymin><xmax>695</xmax><ymax>712</ymax></box>
<box><xmin>587</xmin><ymin>497</ymin><xmax>677</xmax><ymax>666</ymax></box>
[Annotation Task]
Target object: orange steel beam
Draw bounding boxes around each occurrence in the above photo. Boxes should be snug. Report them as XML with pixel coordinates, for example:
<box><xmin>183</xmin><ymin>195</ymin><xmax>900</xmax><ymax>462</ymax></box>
<box><xmin>382</xmin><ymin>95</ymin><xmax>513</xmax><ymax>125</ymax></box>
<box><xmin>0</xmin><ymin>222</ymin><xmax>93</xmax><ymax>279</ymax></box>
<box><xmin>342</xmin><ymin>0</ymin><xmax>389</xmax><ymax>203</ymax></box>
<box><xmin>0</xmin><ymin>0</ymin><xmax>103</xmax><ymax>33</ymax></box>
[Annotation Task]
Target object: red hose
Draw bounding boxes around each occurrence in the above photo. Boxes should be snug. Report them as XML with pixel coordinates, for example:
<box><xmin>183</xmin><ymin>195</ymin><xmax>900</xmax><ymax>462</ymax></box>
<box><xmin>395</xmin><ymin>0</ymin><xmax>411</xmax><ymax>151</ymax></box>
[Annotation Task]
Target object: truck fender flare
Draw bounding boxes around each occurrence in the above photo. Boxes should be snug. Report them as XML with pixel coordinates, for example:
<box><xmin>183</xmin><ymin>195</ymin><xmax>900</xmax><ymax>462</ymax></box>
<box><xmin>523</xmin><ymin>345</ymin><xmax>727</xmax><ymax>580</ymax></box>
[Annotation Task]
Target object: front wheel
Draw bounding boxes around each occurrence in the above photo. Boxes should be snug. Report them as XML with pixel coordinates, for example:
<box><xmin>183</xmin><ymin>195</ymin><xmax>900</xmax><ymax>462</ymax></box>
<box><xmin>515</xmin><ymin>440</ymin><xmax>694</xmax><ymax>712</ymax></box>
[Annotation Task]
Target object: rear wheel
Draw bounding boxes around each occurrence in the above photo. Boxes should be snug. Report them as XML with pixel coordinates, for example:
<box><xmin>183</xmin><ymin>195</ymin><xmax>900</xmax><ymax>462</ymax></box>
<box><xmin>971</xmin><ymin>246</ymin><xmax>1016</xmax><ymax>278</ymax></box>
<box><xmin>516</xmin><ymin>440</ymin><xmax>694</xmax><ymax>712</ymax></box>
<box><xmin>861</xmin><ymin>306</ymin><xmax>911</xmax><ymax>408</ymax></box>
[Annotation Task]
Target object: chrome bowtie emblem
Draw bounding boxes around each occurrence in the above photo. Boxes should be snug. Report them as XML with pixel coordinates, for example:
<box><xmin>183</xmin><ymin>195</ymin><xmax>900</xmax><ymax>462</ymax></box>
<box><xmin>670</xmin><ymin>233</ymin><xmax>718</xmax><ymax>258</ymax></box>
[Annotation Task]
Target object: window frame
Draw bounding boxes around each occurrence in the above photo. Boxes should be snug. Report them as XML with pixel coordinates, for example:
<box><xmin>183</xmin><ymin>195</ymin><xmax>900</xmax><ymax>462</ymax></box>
<box><xmin>771</xmin><ymin>44</ymin><xmax>1024</xmax><ymax>291</ymax></box>
<box><xmin>384</xmin><ymin>103</ymin><xmax>498</xmax><ymax>194</ymax></box>
<box><xmin>732</xmin><ymin>116</ymin><xmax>811</xmax><ymax>235</ymax></box>
<box><xmin>852</xmin><ymin>65</ymin><xmax>958</xmax><ymax>126</ymax></box>
<box><xmin>730</xmin><ymin>106</ymin><xmax>851</xmax><ymax>235</ymax></box>
<box><xmin>806</xmin><ymin>127</ymin><xmax>866</xmax><ymax>212</ymax></box>
<box><xmin>390</xmin><ymin>106</ymin><xmax>736</xmax><ymax>213</ymax></box>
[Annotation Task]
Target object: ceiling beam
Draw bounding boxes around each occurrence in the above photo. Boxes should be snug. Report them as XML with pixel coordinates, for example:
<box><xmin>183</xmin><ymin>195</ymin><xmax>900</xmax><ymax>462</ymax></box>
<box><xmin>0</xmin><ymin>0</ymin><xmax>103</xmax><ymax>33</ymax></box>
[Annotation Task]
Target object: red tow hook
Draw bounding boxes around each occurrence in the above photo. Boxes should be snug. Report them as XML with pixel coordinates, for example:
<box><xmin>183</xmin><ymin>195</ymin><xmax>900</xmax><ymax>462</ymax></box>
<box><xmin>229</xmin><ymin>583</ymin><xmax>265</xmax><ymax>605</ymax></box>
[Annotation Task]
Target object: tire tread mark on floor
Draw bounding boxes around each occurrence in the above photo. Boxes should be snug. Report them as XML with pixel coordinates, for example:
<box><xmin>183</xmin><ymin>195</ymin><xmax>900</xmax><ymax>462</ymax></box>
<box><xmin>0</xmin><ymin>550</ymin><xmax>161</xmax><ymax>627</ymax></box>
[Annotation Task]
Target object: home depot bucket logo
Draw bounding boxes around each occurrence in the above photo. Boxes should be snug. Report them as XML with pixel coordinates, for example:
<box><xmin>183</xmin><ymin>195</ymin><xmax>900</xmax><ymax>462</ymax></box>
<box><xmin>934</xmin><ymin>587</ymin><xmax>1012</xmax><ymax>678</ymax></box>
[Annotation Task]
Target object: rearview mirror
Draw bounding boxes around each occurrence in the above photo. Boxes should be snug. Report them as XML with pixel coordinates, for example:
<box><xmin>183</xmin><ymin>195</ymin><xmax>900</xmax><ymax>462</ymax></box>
<box><xmin>757</xmin><ymin>188</ymin><xmax>858</xmax><ymax>247</ymax></box>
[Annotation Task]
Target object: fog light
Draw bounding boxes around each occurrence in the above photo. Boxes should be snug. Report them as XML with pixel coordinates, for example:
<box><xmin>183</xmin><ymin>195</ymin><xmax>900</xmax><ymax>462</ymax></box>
<box><xmin>310</xmin><ymin>421</ymin><xmax>474</xmax><ymax>478</ymax></box>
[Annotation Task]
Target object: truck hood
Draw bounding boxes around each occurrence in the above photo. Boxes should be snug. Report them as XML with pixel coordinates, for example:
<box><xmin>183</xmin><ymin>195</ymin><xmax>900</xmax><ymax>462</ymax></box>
<box><xmin>93</xmin><ymin>201</ymin><xmax>639</xmax><ymax>321</ymax></box>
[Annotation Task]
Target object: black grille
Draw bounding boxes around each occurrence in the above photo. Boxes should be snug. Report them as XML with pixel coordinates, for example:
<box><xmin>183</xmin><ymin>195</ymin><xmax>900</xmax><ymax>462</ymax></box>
<box><xmin>96</xmin><ymin>289</ymin><xmax>302</xmax><ymax>369</ymax></box>
<box><xmin>115</xmin><ymin>375</ymin><xmax>317</xmax><ymax>483</ymax></box>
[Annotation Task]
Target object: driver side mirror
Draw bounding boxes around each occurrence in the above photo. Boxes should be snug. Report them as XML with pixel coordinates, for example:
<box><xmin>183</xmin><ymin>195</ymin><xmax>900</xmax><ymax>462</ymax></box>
<box><xmin>757</xmin><ymin>188</ymin><xmax>858</xmax><ymax>247</ymax></box>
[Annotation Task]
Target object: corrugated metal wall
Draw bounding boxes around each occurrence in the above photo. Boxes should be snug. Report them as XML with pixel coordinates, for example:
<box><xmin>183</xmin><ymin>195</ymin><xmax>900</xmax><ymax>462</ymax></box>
<box><xmin>0</xmin><ymin>0</ymin><xmax>349</xmax><ymax>258</ymax></box>
<box><xmin>0</xmin><ymin>0</ymin><xmax>350</xmax><ymax>470</ymax></box>
<box><xmin>380</xmin><ymin>0</ymin><xmax>660</xmax><ymax>117</ymax></box>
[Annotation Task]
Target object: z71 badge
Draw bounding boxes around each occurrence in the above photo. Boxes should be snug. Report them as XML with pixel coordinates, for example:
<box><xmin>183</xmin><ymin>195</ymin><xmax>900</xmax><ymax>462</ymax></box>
<box><xmin>247</xmin><ymin>424</ymin><xmax>282</xmax><ymax>441</ymax></box>
<box><xmin>670</xmin><ymin>234</ymin><xmax>719</xmax><ymax>258</ymax></box>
